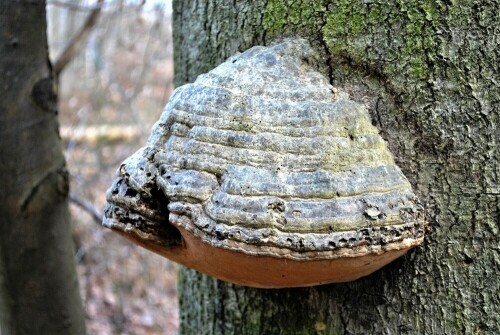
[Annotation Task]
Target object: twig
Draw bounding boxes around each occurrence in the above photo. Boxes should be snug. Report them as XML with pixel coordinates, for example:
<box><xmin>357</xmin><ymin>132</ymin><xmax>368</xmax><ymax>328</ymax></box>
<box><xmin>69</xmin><ymin>193</ymin><xmax>103</xmax><ymax>225</ymax></box>
<box><xmin>53</xmin><ymin>0</ymin><xmax>104</xmax><ymax>78</ymax></box>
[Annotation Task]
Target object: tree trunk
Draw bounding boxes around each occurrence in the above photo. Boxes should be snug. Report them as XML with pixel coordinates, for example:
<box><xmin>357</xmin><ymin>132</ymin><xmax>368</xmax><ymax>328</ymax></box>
<box><xmin>0</xmin><ymin>2</ymin><xmax>86</xmax><ymax>334</ymax></box>
<box><xmin>173</xmin><ymin>1</ymin><xmax>499</xmax><ymax>334</ymax></box>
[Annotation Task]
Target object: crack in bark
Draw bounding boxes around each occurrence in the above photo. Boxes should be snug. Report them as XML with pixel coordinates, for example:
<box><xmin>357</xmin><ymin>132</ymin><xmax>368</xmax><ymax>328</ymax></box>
<box><xmin>19</xmin><ymin>164</ymin><xmax>68</xmax><ymax>216</ymax></box>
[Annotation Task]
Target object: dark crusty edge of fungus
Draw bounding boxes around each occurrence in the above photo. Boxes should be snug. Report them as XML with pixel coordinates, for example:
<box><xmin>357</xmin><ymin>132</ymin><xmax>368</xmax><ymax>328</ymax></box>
<box><xmin>103</xmin><ymin>181</ymin><xmax>426</xmax><ymax>261</ymax></box>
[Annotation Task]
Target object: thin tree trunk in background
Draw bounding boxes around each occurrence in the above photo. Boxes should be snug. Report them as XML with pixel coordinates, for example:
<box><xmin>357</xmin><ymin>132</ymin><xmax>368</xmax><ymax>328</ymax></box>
<box><xmin>173</xmin><ymin>1</ymin><xmax>499</xmax><ymax>334</ymax></box>
<box><xmin>0</xmin><ymin>2</ymin><xmax>86</xmax><ymax>334</ymax></box>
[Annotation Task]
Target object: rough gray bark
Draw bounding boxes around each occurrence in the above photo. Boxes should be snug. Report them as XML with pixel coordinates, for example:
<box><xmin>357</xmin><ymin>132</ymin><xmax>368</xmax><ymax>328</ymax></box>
<box><xmin>173</xmin><ymin>1</ymin><xmax>499</xmax><ymax>334</ymax></box>
<box><xmin>0</xmin><ymin>2</ymin><xmax>86</xmax><ymax>334</ymax></box>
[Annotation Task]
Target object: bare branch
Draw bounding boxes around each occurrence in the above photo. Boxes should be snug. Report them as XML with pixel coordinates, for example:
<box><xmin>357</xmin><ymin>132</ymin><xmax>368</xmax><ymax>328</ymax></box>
<box><xmin>69</xmin><ymin>193</ymin><xmax>103</xmax><ymax>225</ymax></box>
<box><xmin>53</xmin><ymin>0</ymin><xmax>104</xmax><ymax>77</ymax></box>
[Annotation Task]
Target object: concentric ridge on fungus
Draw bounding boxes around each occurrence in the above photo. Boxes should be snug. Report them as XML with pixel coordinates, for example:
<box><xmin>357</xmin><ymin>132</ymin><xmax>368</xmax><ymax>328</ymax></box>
<box><xmin>103</xmin><ymin>39</ymin><xmax>426</xmax><ymax>287</ymax></box>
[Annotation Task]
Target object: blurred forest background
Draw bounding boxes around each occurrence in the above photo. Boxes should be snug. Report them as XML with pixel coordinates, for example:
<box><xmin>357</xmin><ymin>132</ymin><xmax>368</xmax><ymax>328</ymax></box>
<box><xmin>47</xmin><ymin>1</ymin><xmax>177</xmax><ymax>334</ymax></box>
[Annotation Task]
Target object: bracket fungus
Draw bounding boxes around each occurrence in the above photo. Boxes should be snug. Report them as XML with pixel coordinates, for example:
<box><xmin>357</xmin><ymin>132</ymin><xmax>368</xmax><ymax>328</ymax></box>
<box><xmin>103</xmin><ymin>39</ymin><xmax>426</xmax><ymax>288</ymax></box>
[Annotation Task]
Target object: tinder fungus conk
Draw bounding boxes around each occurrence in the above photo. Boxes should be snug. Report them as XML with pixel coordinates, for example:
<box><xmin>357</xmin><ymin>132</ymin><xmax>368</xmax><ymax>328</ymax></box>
<box><xmin>103</xmin><ymin>39</ymin><xmax>426</xmax><ymax>288</ymax></box>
